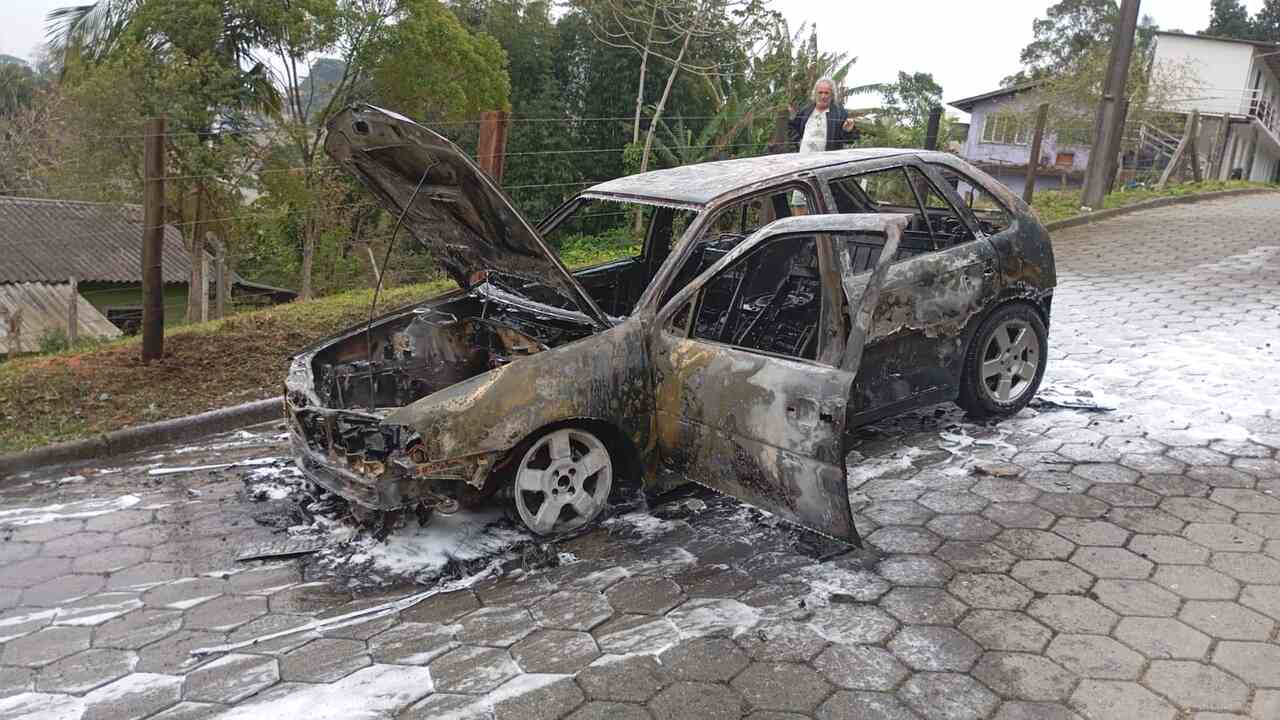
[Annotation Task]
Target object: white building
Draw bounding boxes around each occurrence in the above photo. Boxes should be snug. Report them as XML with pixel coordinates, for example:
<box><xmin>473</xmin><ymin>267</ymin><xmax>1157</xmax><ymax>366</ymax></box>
<box><xmin>1150</xmin><ymin>30</ymin><xmax>1280</xmax><ymax>182</ymax></box>
<box><xmin>948</xmin><ymin>81</ymin><xmax>1094</xmax><ymax>194</ymax></box>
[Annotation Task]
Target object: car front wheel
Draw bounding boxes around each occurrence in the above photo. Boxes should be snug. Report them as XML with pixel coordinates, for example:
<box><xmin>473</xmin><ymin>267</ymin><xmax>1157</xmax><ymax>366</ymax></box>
<box><xmin>512</xmin><ymin>427</ymin><xmax>614</xmax><ymax>536</ymax></box>
<box><xmin>958</xmin><ymin>303</ymin><xmax>1048</xmax><ymax>419</ymax></box>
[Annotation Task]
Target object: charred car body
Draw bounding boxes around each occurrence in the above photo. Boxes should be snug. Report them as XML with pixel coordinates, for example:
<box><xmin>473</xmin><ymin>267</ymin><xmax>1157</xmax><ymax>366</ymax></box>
<box><xmin>285</xmin><ymin>105</ymin><xmax>1056</xmax><ymax>543</ymax></box>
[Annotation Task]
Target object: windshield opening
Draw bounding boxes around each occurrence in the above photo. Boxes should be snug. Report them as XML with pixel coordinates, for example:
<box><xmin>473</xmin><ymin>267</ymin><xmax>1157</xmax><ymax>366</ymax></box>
<box><xmin>542</xmin><ymin>196</ymin><xmax>699</xmax><ymax>317</ymax></box>
<box><xmin>544</xmin><ymin>197</ymin><xmax>696</xmax><ymax>266</ymax></box>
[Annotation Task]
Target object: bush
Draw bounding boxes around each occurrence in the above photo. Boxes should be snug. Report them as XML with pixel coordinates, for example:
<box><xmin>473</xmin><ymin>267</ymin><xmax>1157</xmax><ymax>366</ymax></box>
<box><xmin>37</xmin><ymin>328</ymin><xmax>69</xmax><ymax>354</ymax></box>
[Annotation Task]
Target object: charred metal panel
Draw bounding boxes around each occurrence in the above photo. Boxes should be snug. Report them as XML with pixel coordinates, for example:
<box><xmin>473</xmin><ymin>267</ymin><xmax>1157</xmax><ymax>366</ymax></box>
<box><xmin>652</xmin><ymin>336</ymin><xmax>857</xmax><ymax>540</ymax></box>
<box><xmin>847</xmin><ymin>239</ymin><xmax>998</xmax><ymax>414</ymax></box>
<box><xmin>585</xmin><ymin>149</ymin><xmax>912</xmax><ymax>207</ymax></box>
<box><xmin>324</xmin><ymin>105</ymin><xmax>610</xmax><ymax>328</ymax></box>
<box><xmin>839</xmin><ymin>216</ymin><xmax>907</xmax><ymax>376</ymax></box>
<box><xmin>386</xmin><ymin>320</ymin><xmax>654</xmax><ymax>483</ymax></box>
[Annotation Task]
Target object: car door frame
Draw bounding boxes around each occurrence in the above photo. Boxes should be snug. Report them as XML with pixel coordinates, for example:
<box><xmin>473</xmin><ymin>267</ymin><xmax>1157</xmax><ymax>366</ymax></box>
<box><xmin>816</xmin><ymin>158</ymin><xmax>1006</xmax><ymax>425</ymax></box>
<box><xmin>646</xmin><ymin>213</ymin><xmax>905</xmax><ymax>543</ymax></box>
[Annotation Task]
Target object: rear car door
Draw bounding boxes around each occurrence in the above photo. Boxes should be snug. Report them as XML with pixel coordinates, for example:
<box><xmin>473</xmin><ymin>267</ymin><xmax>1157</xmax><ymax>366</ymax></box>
<box><xmin>649</xmin><ymin>215</ymin><xmax>904</xmax><ymax>542</ymax></box>
<box><xmin>826</xmin><ymin>162</ymin><xmax>1003</xmax><ymax>422</ymax></box>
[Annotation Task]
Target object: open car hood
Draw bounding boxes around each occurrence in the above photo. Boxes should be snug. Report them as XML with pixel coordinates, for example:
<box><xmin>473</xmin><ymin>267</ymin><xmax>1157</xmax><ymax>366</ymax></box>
<box><xmin>324</xmin><ymin>105</ymin><xmax>610</xmax><ymax>328</ymax></box>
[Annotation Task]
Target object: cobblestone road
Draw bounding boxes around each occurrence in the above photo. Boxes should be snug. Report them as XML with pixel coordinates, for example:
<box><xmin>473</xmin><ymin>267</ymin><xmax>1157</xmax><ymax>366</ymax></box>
<box><xmin>1</xmin><ymin>194</ymin><xmax>1279</xmax><ymax>719</ymax></box>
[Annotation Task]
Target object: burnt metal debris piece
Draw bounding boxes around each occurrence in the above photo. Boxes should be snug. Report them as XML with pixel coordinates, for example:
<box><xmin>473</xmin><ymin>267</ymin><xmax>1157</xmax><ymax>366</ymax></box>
<box><xmin>283</xmin><ymin>104</ymin><xmax>1056</xmax><ymax>544</ymax></box>
<box><xmin>236</xmin><ymin>537</ymin><xmax>326</xmax><ymax>562</ymax></box>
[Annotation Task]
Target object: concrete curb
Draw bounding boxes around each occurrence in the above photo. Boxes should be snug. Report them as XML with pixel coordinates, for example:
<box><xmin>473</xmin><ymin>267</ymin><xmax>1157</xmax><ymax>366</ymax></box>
<box><xmin>1043</xmin><ymin>187</ymin><xmax>1279</xmax><ymax>233</ymax></box>
<box><xmin>0</xmin><ymin>397</ymin><xmax>282</xmax><ymax>479</ymax></box>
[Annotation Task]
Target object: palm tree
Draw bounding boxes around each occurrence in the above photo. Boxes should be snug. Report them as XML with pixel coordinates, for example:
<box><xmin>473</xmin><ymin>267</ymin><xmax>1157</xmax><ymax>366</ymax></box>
<box><xmin>45</xmin><ymin>0</ymin><xmax>280</xmax><ymax>115</ymax></box>
<box><xmin>749</xmin><ymin>21</ymin><xmax>885</xmax><ymax>151</ymax></box>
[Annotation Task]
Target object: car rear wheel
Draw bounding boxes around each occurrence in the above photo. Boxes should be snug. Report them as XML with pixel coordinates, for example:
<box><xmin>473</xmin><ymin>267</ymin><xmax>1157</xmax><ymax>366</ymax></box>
<box><xmin>512</xmin><ymin>427</ymin><xmax>614</xmax><ymax>536</ymax></box>
<box><xmin>958</xmin><ymin>303</ymin><xmax>1048</xmax><ymax>419</ymax></box>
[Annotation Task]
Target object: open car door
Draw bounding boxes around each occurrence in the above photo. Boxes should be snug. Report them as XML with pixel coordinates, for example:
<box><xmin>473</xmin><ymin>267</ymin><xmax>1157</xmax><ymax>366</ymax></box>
<box><xmin>650</xmin><ymin>214</ymin><xmax>907</xmax><ymax>543</ymax></box>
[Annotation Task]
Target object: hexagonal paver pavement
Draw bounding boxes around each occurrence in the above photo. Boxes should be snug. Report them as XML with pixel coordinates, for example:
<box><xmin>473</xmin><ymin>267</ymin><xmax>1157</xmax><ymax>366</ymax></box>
<box><xmin>972</xmin><ymin>652</ymin><xmax>1075</xmax><ymax>702</ymax></box>
<box><xmin>279</xmin><ymin>638</ymin><xmax>370</xmax><ymax>683</ymax></box>
<box><xmin>649</xmin><ymin>681</ymin><xmax>744</xmax><ymax>720</ymax></box>
<box><xmin>812</xmin><ymin>644</ymin><xmax>908</xmax><ymax>692</ymax></box>
<box><xmin>1046</xmin><ymin>634</ymin><xmax>1144</xmax><ymax>680</ymax></box>
<box><xmin>888</xmin><ymin>626</ymin><xmax>980</xmax><ymax>672</ymax></box>
<box><xmin>183</xmin><ymin>653</ymin><xmax>279</xmax><ymax>704</ymax></box>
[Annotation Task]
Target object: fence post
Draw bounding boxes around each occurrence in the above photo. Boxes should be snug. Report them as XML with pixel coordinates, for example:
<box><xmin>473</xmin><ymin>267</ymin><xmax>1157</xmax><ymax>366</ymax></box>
<box><xmin>1157</xmin><ymin>111</ymin><xmax>1196</xmax><ymax>190</ymax></box>
<box><xmin>1187</xmin><ymin>110</ymin><xmax>1202</xmax><ymax>183</ymax></box>
<box><xmin>6</xmin><ymin>308</ymin><xmax>21</xmax><ymax>355</ymax></box>
<box><xmin>67</xmin><ymin>277</ymin><xmax>78</xmax><ymax>346</ymax></box>
<box><xmin>142</xmin><ymin>117</ymin><xmax>166</xmax><ymax>362</ymax></box>
<box><xmin>1243</xmin><ymin>126</ymin><xmax>1259</xmax><ymax>180</ymax></box>
<box><xmin>213</xmin><ymin>237</ymin><xmax>227</xmax><ymax>320</ymax></box>
<box><xmin>199</xmin><ymin>243</ymin><xmax>210</xmax><ymax>324</ymax></box>
<box><xmin>923</xmin><ymin>107</ymin><xmax>943</xmax><ymax>151</ymax></box>
<box><xmin>1208</xmin><ymin>116</ymin><xmax>1231</xmax><ymax>180</ymax></box>
<box><xmin>477</xmin><ymin>110</ymin><xmax>510</xmax><ymax>183</ymax></box>
<box><xmin>1023</xmin><ymin>103</ymin><xmax>1050</xmax><ymax>205</ymax></box>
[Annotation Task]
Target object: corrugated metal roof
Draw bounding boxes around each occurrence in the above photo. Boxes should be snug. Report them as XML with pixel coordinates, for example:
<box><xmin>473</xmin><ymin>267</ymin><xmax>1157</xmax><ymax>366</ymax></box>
<box><xmin>0</xmin><ymin>196</ymin><xmax>193</xmax><ymax>284</ymax></box>
<box><xmin>0</xmin><ymin>282</ymin><xmax>122</xmax><ymax>354</ymax></box>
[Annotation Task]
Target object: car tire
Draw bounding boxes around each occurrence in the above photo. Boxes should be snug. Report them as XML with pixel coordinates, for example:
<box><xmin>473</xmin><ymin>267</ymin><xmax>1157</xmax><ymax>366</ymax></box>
<box><xmin>510</xmin><ymin>426</ymin><xmax>615</xmax><ymax>537</ymax></box>
<box><xmin>957</xmin><ymin>303</ymin><xmax>1048</xmax><ymax>419</ymax></box>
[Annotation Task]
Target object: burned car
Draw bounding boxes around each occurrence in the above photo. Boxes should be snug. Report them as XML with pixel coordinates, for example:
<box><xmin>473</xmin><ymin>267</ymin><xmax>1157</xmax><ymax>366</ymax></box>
<box><xmin>285</xmin><ymin>104</ymin><xmax>1055</xmax><ymax>543</ymax></box>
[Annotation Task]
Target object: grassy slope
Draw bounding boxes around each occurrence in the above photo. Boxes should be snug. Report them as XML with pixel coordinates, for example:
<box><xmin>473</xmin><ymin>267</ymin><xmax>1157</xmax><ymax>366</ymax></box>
<box><xmin>0</xmin><ymin>182</ymin><xmax>1268</xmax><ymax>453</ymax></box>
<box><xmin>1029</xmin><ymin>180</ymin><xmax>1268</xmax><ymax>225</ymax></box>
<box><xmin>0</xmin><ymin>236</ymin><xmax>643</xmax><ymax>454</ymax></box>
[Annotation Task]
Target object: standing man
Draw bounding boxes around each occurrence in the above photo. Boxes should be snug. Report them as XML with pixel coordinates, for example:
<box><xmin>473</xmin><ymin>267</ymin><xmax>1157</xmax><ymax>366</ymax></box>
<box><xmin>789</xmin><ymin>77</ymin><xmax>861</xmax><ymax>154</ymax></box>
<box><xmin>788</xmin><ymin>78</ymin><xmax>860</xmax><ymax>212</ymax></box>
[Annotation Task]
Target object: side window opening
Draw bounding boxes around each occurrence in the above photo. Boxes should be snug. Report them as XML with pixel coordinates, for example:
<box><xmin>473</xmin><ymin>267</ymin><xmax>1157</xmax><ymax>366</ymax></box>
<box><xmin>688</xmin><ymin>234</ymin><xmax>822</xmax><ymax>361</ymax></box>
<box><xmin>929</xmin><ymin>164</ymin><xmax>1013</xmax><ymax>235</ymax></box>
<box><xmin>829</xmin><ymin>167</ymin><xmax>975</xmax><ymax>256</ymax></box>
<box><xmin>660</xmin><ymin>185</ymin><xmax>814</xmax><ymax>308</ymax></box>
<box><xmin>905</xmin><ymin>167</ymin><xmax>976</xmax><ymax>248</ymax></box>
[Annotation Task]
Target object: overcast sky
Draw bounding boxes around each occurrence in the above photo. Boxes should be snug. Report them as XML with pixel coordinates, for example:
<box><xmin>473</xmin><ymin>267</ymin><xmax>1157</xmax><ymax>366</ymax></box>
<box><xmin>2</xmin><ymin>0</ymin><xmax>1266</xmax><ymax>118</ymax></box>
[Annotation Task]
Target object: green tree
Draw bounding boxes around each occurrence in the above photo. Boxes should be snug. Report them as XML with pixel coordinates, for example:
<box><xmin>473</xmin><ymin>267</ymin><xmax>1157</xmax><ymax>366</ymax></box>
<box><xmin>1255</xmin><ymin>0</ymin><xmax>1280</xmax><ymax>41</ymax></box>
<box><xmin>1004</xmin><ymin>0</ymin><xmax>1158</xmax><ymax>86</ymax></box>
<box><xmin>45</xmin><ymin>0</ymin><xmax>511</xmax><ymax>300</ymax></box>
<box><xmin>365</xmin><ymin>0</ymin><xmax>509</xmax><ymax>121</ymax></box>
<box><xmin>1204</xmin><ymin>0</ymin><xmax>1256</xmax><ymax>39</ymax></box>
<box><xmin>47</xmin><ymin>0</ymin><xmax>279</xmax><ymax>114</ymax></box>
<box><xmin>0</xmin><ymin>57</ymin><xmax>36</xmax><ymax>117</ymax></box>
<box><xmin>878</xmin><ymin>71</ymin><xmax>946</xmax><ymax>149</ymax></box>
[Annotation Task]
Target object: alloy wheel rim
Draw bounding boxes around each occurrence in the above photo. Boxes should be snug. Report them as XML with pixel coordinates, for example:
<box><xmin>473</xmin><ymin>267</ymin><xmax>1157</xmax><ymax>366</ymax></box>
<box><xmin>514</xmin><ymin>428</ymin><xmax>612</xmax><ymax>535</ymax></box>
<box><xmin>980</xmin><ymin>318</ymin><xmax>1040</xmax><ymax>404</ymax></box>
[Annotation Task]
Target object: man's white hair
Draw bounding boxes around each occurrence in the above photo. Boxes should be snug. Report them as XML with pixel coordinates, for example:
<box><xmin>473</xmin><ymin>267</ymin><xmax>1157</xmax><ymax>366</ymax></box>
<box><xmin>812</xmin><ymin>77</ymin><xmax>837</xmax><ymax>103</ymax></box>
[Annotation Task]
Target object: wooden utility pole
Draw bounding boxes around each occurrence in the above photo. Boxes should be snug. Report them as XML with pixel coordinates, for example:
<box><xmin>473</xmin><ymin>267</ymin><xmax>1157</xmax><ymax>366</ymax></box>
<box><xmin>1208</xmin><ymin>117</ymin><xmax>1230</xmax><ymax>180</ymax></box>
<box><xmin>141</xmin><ymin>117</ymin><xmax>166</xmax><ymax>362</ymax></box>
<box><xmin>1104</xmin><ymin>99</ymin><xmax>1130</xmax><ymax>191</ymax></box>
<box><xmin>923</xmin><ymin>107</ymin><xmax>943</xmax><ymax>151</ymax></box>
<box><xmin>1082</xmin><ymin>0</ymin><xmax>1141</xmax><ymax>208</ymax></box>
<box><xmin>1157</xmin><ymin>110</ymin><xmax>1198</xmax><ymax>189</ymax></box>
<box><xmin>1023</xmin><ymin>103</ymin><xmax>1051</xmax><ymax>204</ymax></box>
<box><xmin>66</xmin><ymin>277</ymin><xmax>78</xmax><ymax>346</ymax></box>
<box><xmin>477</xmin><ymin>110</ymin><xmax>510</xmax><ymax>183</ymax></box>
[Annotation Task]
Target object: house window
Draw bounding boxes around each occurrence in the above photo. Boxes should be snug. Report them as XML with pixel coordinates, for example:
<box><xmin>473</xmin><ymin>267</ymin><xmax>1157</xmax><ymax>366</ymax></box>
<box><xmin>105</xmin><ymin>307</ymin><xmax>143</xmax><ymax>335</ymax></box>
<box><xmin>1055</xmin><ymin>152</ymin><xmax>1075</xmax><ymax>169</ymax></box>
<box><xmin>981</xmin><ymin>114</ymin><xmax>1028</xmax><ymax>145</ymax></box>
<box><xmin>1056</xmin><ymin>123</ymin><xmax>1094</xmax><ymax>146</ymax></box>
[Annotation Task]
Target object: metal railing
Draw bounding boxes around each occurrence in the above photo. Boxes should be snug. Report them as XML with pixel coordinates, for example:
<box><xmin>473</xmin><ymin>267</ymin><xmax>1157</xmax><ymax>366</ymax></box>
<box><xmin>1241</xmin><ymin>88</ymin><xmax>1280</xmax><ymax>141</ymax></box>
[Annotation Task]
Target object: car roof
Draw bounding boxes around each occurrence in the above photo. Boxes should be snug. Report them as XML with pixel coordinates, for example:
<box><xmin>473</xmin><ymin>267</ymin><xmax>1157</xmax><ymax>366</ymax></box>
<box><xmin>584</xmin><ymin>148</ymin><xmax>934</xmax><ymax>206</ymax></box>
